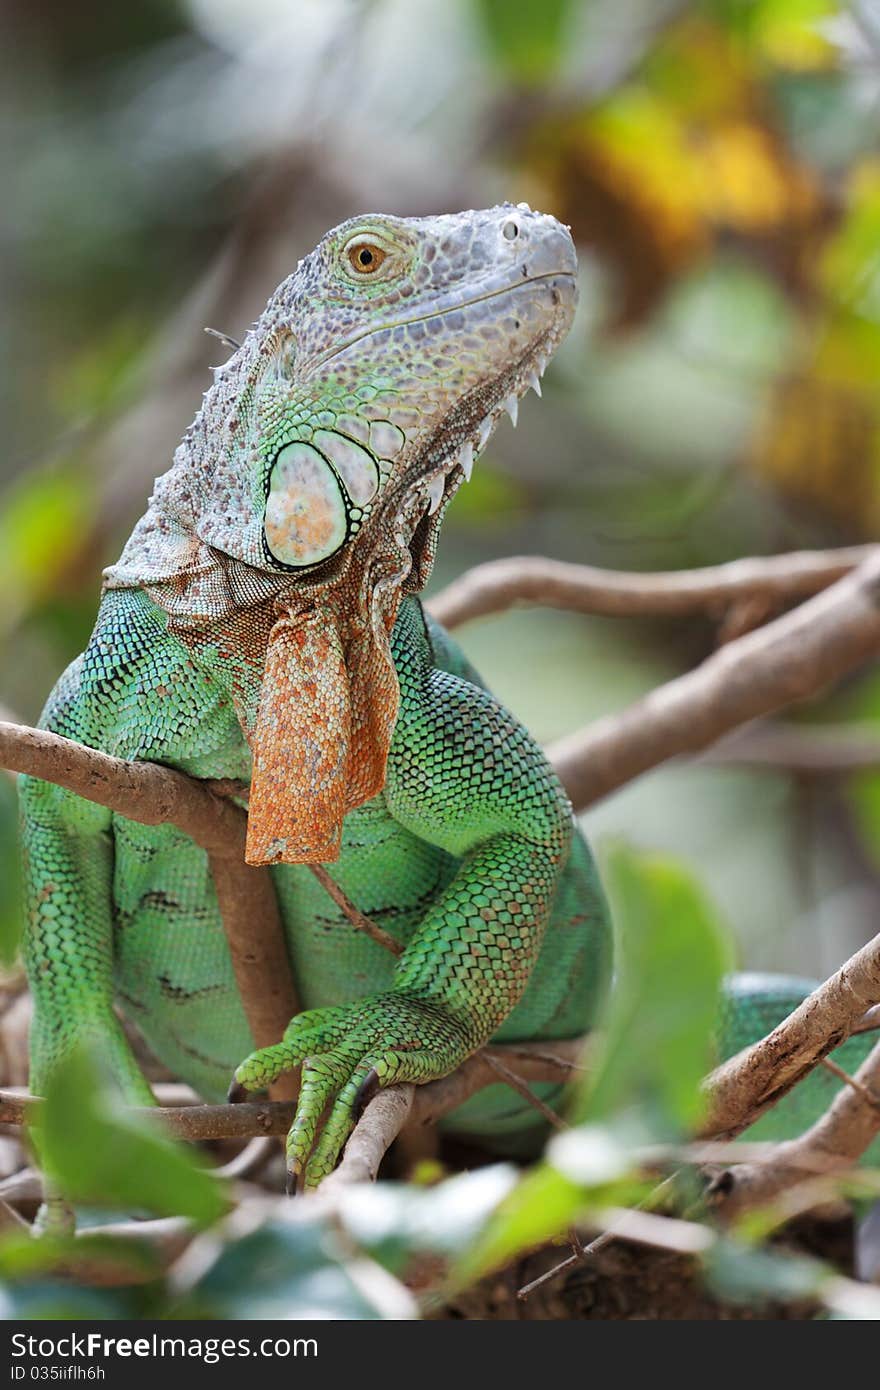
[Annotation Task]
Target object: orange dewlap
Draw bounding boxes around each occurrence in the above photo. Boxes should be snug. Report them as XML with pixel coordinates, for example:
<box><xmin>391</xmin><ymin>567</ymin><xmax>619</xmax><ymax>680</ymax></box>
<box><xmin>246</xmin><ymin>599</ymin><xmax>400</xmax><ymax>865</ymax></box>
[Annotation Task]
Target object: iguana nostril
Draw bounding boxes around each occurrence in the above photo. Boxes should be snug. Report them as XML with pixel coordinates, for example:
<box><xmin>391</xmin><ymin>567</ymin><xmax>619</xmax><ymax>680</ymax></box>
<box><xmin>502</xmin><ymin>219</ymin><xmax>519</xmax><ymax>240</ymax></box>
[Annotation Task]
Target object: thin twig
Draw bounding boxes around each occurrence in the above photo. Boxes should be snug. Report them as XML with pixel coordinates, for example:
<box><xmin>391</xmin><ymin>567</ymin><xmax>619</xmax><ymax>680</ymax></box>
<box><xmin>517</xmin><ymin>1171</ymin><xmax>680</xmax><ymax>1299</ymax></box>
<box><xmin>821</xmin><ymin>1057</ymin><xmax>880</xmax><ymax>1113</ymax></box>
<box><xmin>517</xmin><ymin>1203</ymin><xmax>714</xmax><ymax>1300</ymax></box>
<box><xmin>307</xmin><ymin>863</ymin><xmax>404</xmax><ymax>957</ymax></box>
<box><xmin>482</xmin><ymin>1053</ymin><xmax>567</xmax><ymax>1131</ymax></box>
<box><xmin>852</xmin><ymin>1004</ymin><xmax>880</xmax><ymax>1035</ymax></box>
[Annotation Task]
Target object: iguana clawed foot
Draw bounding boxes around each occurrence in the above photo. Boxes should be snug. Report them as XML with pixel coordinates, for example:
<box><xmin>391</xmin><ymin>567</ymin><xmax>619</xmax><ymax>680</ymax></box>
<box><xmin>229</xmin><ymin>993</ymin><xmax>472</xmax><ymax>1191</ymax></box>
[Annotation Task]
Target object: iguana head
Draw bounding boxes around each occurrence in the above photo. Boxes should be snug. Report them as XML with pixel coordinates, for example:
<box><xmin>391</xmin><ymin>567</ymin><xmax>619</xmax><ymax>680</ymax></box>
<box><xmin>106</xmin><ymin>206</ymin><xmax>577</xmax><ymax>864</ymax></box>
<box><xmin>252</xmin><ymin>204</ymin><xmax>577</xmax><ymax>589</ymax></box>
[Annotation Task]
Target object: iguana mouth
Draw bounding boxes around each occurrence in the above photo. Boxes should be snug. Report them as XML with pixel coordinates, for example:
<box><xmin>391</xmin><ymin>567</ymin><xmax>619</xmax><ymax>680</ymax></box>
<box><xmin>264</xmin><ymin>268</ymin><xmax>576</xmax><ymax>597</ymax></box>
<box><xmin>391</xmin><ymin>298</ymin><xmax>574</xmax><ymax>590</ymax></box>
<box><xmin>309</xmin><ymin>269</ymin><xmax>576</xmax><ymax>373</ymax></box>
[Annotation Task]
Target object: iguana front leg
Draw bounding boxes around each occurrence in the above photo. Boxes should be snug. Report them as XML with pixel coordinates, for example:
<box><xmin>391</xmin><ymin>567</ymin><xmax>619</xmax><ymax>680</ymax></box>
<box><xmin>233</xmin><ymin>602</ymin><xmax>572</xmax><ymax>1188</ymax></box>
<box><xmin>20</xmin><ymin>589</ymin><xmax>246</xmax><ymax>1107</ymax></box>
<box><xmin>21</xmin><ymin>743</ymin><xmax>154</xmax><ymax>1106</ymax></box>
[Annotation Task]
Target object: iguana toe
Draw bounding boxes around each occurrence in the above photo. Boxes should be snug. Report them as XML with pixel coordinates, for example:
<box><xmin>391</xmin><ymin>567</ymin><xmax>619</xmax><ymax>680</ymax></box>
<box><xmin>233</xmin><ymin>992</ymin><xmax>473</xmax><ymax>1190</ymax></box>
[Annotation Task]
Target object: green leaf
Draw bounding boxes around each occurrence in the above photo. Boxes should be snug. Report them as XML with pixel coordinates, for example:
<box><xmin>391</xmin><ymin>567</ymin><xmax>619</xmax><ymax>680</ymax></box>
<box><xmin>473</xmin><ymin>0</ymin><xmax>573</xmax><ymax>83</ymax></box>
<box><xmin>0</xmin><ymin>1229</ymin><xmax>160</xmax><ymax>1288</ymax></box>
<box><xmin>336</xmin><ymin>1164</ymin><xmax>519</xmax><ymax>1274</ymax></box>
<box><xmin>703</xmin><ymin>1236</ymin><xmax>825</xmax><ymax>1306</ymax></box>
<box><xmin>575</xmin><ymin>845</ymin><xmax>731</xmax><ymax>1136</ymax></box>
<box><xmin>36</xmin><ymin>1045</ymin><xmax>226</xmax><ymax>1225</ymax></box>
<box><xmin>450</xmin><ymin>1162</ymin><xmax>583</xmax><ymax>1288</ymax></box>
<box><xmin>450</xmin><ymin>1153</ymin><xmax>647</xmax><ymax>1289</ymax></box>
<box><xmin>182</xmin><ymin>1208</ymin><xmax>414</xmax><ymax>1321</ymax></box>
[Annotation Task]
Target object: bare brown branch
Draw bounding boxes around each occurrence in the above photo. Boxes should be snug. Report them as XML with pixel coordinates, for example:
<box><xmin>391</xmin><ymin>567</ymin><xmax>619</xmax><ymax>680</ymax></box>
<box><xmin>711</xmin><ymin>1038</ymin><xmax>880</xmax><ymax>1221</ymax></box>
<box><xmin>426</xmin><ymin>548</ymin><xmax>876</xmax><ymax>630</ymax></box>
<box><xmin>0</xmin><ymin>1038</ymin><xmax>584</xmax><ymax>1145</ymax></box>
<box><xmin>320</xmin><ymin>1086</ymin><xmax>415</xmax><ymax>1192</ymax></box>
<box><xmin>0</xmin><ymin>722</ymin><xmax>246</xmax><ymax>856</ymax></box>
<box><xmin>207</xmin><ymin>853</ymin><xmax>299</xmax><ymax>1099</ymax></box>
<box><xmin>481</xmin><ymin>1053</ymin><xmax>567</xmax><ymax>1131</ymax></box>
<box><xmin>699</xmin><ymin>929</ymin><xmax>880</xmax><ymax>1140</ymax></box>
<box><xmin>547</xmin><ymin>551</ymin><xmax>880</xmax><ymax>812</ymax></box>
<box><xmin>0</xmin><ymin>721</ymin><xmax>300</xmax><ymax>1098</ymax></box>
<box><xmin>705</xmin><ymin>723</ymin><xmax>880</xmax><ymax>775</ymax></box>
<box><xmin>307</xmin><ymin>863</ymin><xmax>404</xmax><ymax>957</ymax></box>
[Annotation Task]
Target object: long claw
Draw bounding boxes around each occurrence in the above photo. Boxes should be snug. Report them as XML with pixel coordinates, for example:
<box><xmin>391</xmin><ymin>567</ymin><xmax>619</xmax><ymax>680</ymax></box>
<box><xmin>285</xmin><ymin>1166</ymin><xmax>299</xmax><ymax>1197</ymax></box>
<box><xmin>353</xmin><ymin>1066</ymin><xmax>381</xmax><ymax>1122</ymax></box>
<box><xmin>227</xmin><ymin>1077</ymin><xmax>249</xmax><ymax>1104</ymax></box>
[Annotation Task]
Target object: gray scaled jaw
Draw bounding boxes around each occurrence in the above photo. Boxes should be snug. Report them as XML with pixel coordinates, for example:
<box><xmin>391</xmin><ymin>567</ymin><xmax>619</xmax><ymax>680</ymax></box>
<box><xmin>421</xmin><ymin>352</ymin><xmax>547</xmax><ymax>517</ymax></box>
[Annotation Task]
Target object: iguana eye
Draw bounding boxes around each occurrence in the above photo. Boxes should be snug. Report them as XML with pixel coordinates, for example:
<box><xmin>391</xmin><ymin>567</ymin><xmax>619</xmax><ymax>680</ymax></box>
<box><xmin>346</xmin><ymin>241</ymin><xmax>387</xmax><ymax>275</ymax></box>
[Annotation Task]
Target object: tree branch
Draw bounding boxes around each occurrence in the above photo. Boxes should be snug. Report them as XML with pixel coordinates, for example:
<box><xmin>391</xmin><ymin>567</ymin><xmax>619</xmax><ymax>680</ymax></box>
<box><xmin>699</xmin><ymin>930</ymin><xmax>880</xmax><ymax>1140</ymax></box>
<box><xmin>0</xmin><ymin>722</ymin><xmax>246</xmax><ymax>854</ymax></box>
<box><xmin>704</xmin><ymin>723</ymin><xmax>880</xmax><ymax>775</ymax></box>
<box><xmin>710</xmin><ymin>1037</ymin><xmax>880</xmax><ymax>1221</ymax></box>
<box><xmin>0</xmin><ymin>721</ymin><xmax>299</xmax><ymax>1099</ymax></box>
<box><xmin>426</xmin><ymin>548</ymin><xmax>876</xmax><ymax>629</ymax></box>
<box><xmin>319</xmin><ymin>1087</ymin><xmax>415</xmax><ymax>1192</ymax></box>
<box><xmin>0</xmin><ymin>1038</ymin><xmax>584</xmax><ymax>1143</ymax></box>
<box><xmin>548</xmin><ymin>551</ymin><xmax>880</xmax><ymax>812</ymax></box>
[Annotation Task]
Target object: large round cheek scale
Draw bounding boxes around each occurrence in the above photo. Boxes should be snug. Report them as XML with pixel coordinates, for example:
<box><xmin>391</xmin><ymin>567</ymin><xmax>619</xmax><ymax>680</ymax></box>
<box><xmin>264</xmin><ymin>442</ymin><xmax>348</xmax><ymax>567</ymax></box>
<box><xmin>312</xmin><ymin>429</ymin><xmax>380</xmax><ymax>507</ymax></box>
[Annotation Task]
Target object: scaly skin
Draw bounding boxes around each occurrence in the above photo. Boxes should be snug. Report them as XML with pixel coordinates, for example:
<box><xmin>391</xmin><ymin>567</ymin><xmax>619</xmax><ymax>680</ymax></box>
<box><xmin>19</xmin><ymin>206</ymin><xmax>877</xmax><ymax>1189</ymax></box>
<box><xmin>21</xmin><ymin>207</ymin><xmax>612</xmax><ymax>1187</ymax></box>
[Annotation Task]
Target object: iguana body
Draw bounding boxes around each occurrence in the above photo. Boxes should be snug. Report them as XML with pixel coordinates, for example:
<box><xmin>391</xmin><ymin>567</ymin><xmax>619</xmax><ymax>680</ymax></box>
<box><xmin>23</xmin><ymin>586</ymin><xmax>610</xmax><ymax>1142</ymax></box>
<box><xmin>19</xmin><ymin>206</ymin><xmax>878</xmax><ymax>1188</ymax></box>
<box><xmin>22</xmin><ymin>207</ymin><xmax>612</xmax><ymax>1186</ymax></box>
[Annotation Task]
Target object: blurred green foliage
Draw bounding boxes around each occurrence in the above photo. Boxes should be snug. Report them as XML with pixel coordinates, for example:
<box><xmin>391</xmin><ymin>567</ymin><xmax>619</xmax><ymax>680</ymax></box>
<box><xmin>2</xmin><ymin>849</ymin><xmax>873</xmax><ymax>1319</ymax></box>
<box><xmin>476</xmin><ymin>0</ymin><xmax>572</xmax><ymax>80</ymax></box>
<box><xmin>38</xmin><ymin>1046</ymin><xmax>226</xmax><ymax>1224</ymax></box>
<box><xmin>572</xmin><ymin>844</ymin><xmax>729</xmax><ymax>1133</ymax></box>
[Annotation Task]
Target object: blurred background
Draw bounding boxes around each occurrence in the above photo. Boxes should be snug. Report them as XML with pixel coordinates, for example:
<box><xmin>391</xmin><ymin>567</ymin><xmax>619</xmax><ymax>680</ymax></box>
<box><xmin>2</xmin><ymin>0</ymin><xmax>880</xmax><ymax>984</ymax></box>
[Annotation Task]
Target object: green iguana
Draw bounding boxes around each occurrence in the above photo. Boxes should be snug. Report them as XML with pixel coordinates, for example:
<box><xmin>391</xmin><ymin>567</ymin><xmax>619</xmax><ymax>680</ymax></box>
<box><xmin>19</xmin><ymin>206</ymin><xmax>878</xmax><ymax>1191</ymax></box>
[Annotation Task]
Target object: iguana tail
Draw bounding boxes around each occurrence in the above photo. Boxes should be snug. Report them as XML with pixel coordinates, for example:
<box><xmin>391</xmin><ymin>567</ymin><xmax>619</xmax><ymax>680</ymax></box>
<box><xmin>721</xmin><ymin>972</ymin><xmax>880</xmax><ymax>1160</ymax></box>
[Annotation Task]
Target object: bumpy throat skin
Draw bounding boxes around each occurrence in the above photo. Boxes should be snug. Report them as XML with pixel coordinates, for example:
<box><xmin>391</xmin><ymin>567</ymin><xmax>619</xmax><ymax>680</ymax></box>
<box><xmin>20</xmin><ymin>206</ymin><xmax>614</xmax><ymax>1188</ymax></box>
